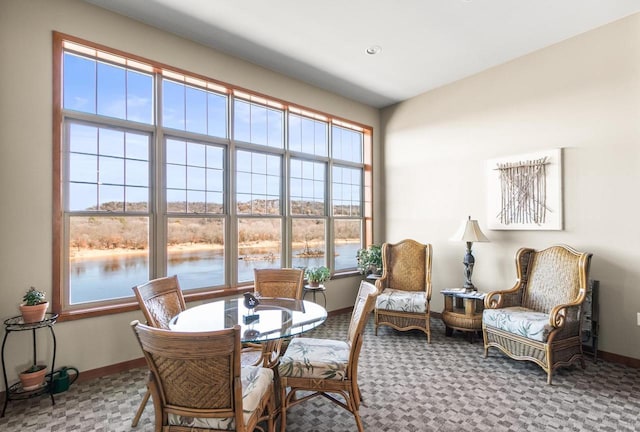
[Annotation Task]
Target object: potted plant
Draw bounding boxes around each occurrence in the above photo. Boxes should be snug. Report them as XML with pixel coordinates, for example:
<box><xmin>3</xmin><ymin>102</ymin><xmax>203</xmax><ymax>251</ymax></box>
<box><xmin>20</xmin><ymin>286</ymin><xmax>48</xmax><ymax>324</ymax></box>
<box><xmin>305</xmin><ymin>266</ymin><xmax>331</xmax><ymax>287</ymax></box>
<box><xmin>19</xmin><ymin>364</ymin><xmax>47</xmax><ymax>391</ymax></box>
<box><xmin>356</xmin><ymin>244</ymin><xmax>383</xmax><ymax>276</ymax></box>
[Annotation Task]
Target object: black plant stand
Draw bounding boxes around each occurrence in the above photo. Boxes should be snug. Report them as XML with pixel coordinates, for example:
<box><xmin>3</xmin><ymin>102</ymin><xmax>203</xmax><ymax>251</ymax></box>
<box><xmin>1</xmin><ymin>313</ymin><xmax>58</xmax><ymax>417</ymax></box>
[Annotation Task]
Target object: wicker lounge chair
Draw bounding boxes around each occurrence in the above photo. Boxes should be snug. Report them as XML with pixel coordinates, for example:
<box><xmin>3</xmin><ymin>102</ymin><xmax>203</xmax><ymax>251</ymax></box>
<box><xmin>374</xmin><ymin>239</ymin><xmax>433</xmax><ymax>343</ymax></box>
<box><xmin>482</xmin><ymin>244</ymin><xmax>593</xmax><ymax>384</ymax></box>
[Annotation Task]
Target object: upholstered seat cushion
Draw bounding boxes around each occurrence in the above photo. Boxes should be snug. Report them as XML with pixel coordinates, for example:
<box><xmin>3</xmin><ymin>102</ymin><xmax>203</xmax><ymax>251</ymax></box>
<box><xmin>483</xmin><ymin>306</ymin><xmax>552</xmax><ymax>342</ymax></box>
<box><xmin>376</xmin><ymin>288</ymin><xmax>427</xmax><ymax>313</ymax></box>
<box><xmin>168</xmin><ymin>365</ymin><xmax>273</xmax><ymax>430</ymax></box>
<box><xmin>278</xmin><ymin>337</ymin><xmax>349</xmax><ymax>380</ymax></box>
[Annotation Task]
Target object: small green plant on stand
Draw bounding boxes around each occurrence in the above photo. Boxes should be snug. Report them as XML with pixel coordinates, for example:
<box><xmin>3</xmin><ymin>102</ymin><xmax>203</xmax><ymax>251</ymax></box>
<box><xmin>20</xmin><ymin>286</ymin><xmax>48</xmax><ymax>323</ymax></box>
<box><xmin>305</xmin><ymin>266</ymin><xmax>331</xmax><ymax>287</ymax></box>
<box><xmin>356</xmin><ymin>244</ymin><xmax>383</xmax><ymax>275</ymax></box>
<box><xmin>23</xmin><ymin>287</ymin><xmax>46</xmax><ymax>306</ymax></box>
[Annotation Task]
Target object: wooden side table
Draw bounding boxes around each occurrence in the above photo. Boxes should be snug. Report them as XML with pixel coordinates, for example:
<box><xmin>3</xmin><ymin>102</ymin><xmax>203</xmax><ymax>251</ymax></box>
<box><xmin>441</xmin><ymin>288</ymin><xmax>485</xmax><ymax>341</ymax></box>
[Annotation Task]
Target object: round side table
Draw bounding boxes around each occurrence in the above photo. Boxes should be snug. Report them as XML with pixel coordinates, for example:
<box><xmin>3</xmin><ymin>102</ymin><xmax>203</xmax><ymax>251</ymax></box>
<box><xmin>441</xmin><ymin>288</ymin><xmax>485</xmax><ymax>342</ymax></box>
<box><xmin>303</xmin><ymin>284</ymin><xmax>327</xmax><ymax>308</ymax></box>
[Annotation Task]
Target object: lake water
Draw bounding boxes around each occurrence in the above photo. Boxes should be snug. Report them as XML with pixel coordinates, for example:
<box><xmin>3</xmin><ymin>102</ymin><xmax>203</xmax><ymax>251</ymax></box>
<box><xmin>70</xmin><ymin>242</ymin><xmax>360</xmax><ymax>304</ymax></box>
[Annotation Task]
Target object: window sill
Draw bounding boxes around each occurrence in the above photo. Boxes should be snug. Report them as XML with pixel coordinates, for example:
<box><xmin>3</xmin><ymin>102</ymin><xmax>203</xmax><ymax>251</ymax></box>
<box><xmin>56</xmin><ymin>285</ymin><xmax>254</xmax><ymax>322</ymax></box>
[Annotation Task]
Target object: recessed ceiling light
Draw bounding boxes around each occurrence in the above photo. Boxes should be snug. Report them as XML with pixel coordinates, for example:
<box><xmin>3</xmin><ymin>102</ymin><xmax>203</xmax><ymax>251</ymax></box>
<box><xmin>365</xmin><ymin>45</ymin><xmax>382</xmax><ymax>55</ymax></box>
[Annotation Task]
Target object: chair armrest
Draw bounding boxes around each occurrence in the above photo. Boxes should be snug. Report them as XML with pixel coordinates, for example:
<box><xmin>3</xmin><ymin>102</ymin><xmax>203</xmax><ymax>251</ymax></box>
<box><xmin>548</xmin><ymin>287</ymin><xmax>586</xmax><ymax>328</ymax></box>
<box><xmin>374</xmin><ymin>274</ymin><xmax>388</xmax><ymax>293</ymax></box>
<box><xmin>484</xmin><ymin>282</ymin><xmax>523</xmax><ymax>309</ymax></box>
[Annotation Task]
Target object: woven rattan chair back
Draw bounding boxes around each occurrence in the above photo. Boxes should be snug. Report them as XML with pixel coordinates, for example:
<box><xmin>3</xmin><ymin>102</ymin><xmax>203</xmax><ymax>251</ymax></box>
<box><xmin>133</xmin><ymin>275</ymin><xmax>186</xmax><ymax>330</ymax></box>
<box><xmin>254</xmin><ymin>268</ymin><xmax>304</xmax><ymax>299</ymax></box>
<box><xmin>381</xmin><ymin>239</ymin><xmax>431</xmax><ymax>292</ymax></box>
<box><xmin>131</xmin><ymin>322</ymin><xmax>242</xmax><ymax>423</ymax></box>
<box><xmin>347</xmin><ymin>281</ymin><xmax>377</xmax><ymax>348</ymax></box>
<box><xmin>522</xmin><ymin>246</ymin><xmax>587</xmax><ymax>314</ymax></box>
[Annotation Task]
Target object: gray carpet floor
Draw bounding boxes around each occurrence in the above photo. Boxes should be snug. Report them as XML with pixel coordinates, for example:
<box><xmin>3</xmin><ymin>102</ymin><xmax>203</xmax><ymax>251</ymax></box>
<box><xmin>1</xmin><ymin>313</ymin><xmax>639</xmax><ymax>431</ymax></box>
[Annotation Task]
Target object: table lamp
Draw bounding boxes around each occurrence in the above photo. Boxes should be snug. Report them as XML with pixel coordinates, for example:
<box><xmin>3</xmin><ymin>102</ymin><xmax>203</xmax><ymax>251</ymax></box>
<box><xmin>450</xmin><ymin>216</ymin><xmax>489</xmax><ymax>291</ymax></box>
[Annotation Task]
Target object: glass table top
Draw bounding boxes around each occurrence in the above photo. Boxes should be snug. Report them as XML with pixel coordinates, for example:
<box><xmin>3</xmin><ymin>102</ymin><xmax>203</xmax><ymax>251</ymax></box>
<box><xmin>169</xmin><ymin>296</ymin><xmax>327</xmax><ymax>343</ymax></box>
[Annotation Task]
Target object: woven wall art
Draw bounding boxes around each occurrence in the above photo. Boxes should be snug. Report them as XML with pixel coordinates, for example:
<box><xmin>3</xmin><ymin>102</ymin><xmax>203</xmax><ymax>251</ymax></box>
<box><xmin>486</xmin><ymin>149</ymin><xmax>563</xmax><ymax>230</ymax></box>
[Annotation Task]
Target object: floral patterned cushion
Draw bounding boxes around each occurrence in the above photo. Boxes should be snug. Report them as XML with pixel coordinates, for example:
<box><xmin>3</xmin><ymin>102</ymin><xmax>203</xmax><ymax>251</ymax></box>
<box><xmin>483</xmin><ymin>306</ymin><xmax>551</xmax><ymax>342</ymax></box>
<box><xmin>278</xmin><ymin>337</ymin><xmax>349</xmax><ymax>380</ymax></box>
<box><xmin>376</xmin><ymin>288</ymin><xmax>427</xmax><ymax>313</ymax></box>
<box><xmin>168</xmin><ymin>365</ymin><xmax>273</xmax><ymax>430</ymax></box>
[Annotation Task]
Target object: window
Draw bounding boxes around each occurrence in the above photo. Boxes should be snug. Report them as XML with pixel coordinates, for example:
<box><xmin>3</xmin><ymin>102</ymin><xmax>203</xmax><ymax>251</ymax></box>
<box><xmin>54</xmin><ymin>33</ymin><xmax>372</xmax><ymax>317</ymax></box>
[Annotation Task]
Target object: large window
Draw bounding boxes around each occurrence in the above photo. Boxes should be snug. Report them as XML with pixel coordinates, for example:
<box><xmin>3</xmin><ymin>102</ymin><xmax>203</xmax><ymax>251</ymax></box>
<box><xmin>54</xmin><ymin>33</ymin><xmax>372</xmax><ymax>316</ymax></box>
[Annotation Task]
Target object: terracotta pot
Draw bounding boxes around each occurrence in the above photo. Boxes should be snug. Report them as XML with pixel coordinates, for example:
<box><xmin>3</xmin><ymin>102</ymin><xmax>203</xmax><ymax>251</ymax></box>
<box><xmin>308</xmin><ymin>281</ymin><xmax>320</xmax><ymax>288</ymax></box>
<box><xmin>19</xmin><ymin>365</ymin><xmax>47</xmax><ymax>391</ymax></box>
<box><xmin>19</xmin><ymin>302</ymin><xmax>49</xmax><ymax>324</ymax></box>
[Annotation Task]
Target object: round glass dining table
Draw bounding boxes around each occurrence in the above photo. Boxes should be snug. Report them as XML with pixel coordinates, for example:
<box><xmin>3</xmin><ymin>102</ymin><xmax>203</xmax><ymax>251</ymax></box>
<box><xmin>168</xmin><ymin>296</ymin><xmax>327</xmax><ymax>343</ymax></box>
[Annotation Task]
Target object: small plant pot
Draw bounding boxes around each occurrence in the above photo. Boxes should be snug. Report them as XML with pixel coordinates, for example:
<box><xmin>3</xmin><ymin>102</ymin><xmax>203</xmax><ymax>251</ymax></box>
<box><xmin>308</xmin><ymin>281</ymin><xmax>321</xmax><ymax>288</ymax></box>
<box><xmin>19</xmin><ymin>365</ymin><xmax>47</xmax><ymax>391</ymax></box>
<box><xmin>19</xmin><ymin>302</ymin><xmax>49</xmax><ymax>323</ymax></box>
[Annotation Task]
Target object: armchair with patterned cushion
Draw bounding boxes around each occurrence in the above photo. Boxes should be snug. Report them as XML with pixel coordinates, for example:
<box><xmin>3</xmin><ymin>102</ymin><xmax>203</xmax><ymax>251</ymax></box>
<box><xmin>374</xmin><ymin>239</ymin><xmax>433</xmax><ymax>343</ymax></box>
<box><xmin>482</xmin><ymin>244</ymin><xmax>593</xmax><ymax>384</ymax></box>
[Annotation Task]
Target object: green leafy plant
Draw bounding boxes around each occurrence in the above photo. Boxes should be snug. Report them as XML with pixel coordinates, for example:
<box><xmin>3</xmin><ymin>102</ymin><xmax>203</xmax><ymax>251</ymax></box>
<box><xmin>305</xmin><ymin>266</ymin><xmax>331</xmax><ymax>284</ymax></box>
<box><xmin>22</xmin><ymin>286</ymin><xmax>46</xmax><ymax>306</ymax></box>
<box><xmin>356</xmin><ymin>244</ymin><xmax>383</xmax><ymax>275</ymax></box>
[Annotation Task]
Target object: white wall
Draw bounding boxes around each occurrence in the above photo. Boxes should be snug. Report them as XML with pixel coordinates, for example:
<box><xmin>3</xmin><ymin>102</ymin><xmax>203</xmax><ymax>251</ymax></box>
<box><xmin>381</xmin><ymin>13</ymin><xmax>640</xmax><ymax>360</ymax></box>
<box><xmin>0</xmin><ymin>0</ymin><xmax>380</xmax><ymax>389</ymax></box>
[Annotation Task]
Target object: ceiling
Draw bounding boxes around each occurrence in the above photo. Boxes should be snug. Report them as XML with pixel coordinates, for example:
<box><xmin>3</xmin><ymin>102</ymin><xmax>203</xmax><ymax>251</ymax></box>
<box><xmin>84</xmin><ymin>0</ymin><xmax>640</xmax><ymax>108</ymax></box>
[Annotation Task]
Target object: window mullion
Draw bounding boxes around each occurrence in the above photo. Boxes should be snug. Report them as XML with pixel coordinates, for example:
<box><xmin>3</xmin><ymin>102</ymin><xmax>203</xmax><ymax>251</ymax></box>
<box><xmin>154</xmin><ymin>70</ymin><xmax>165</xmax><ymax>280</ymax></box>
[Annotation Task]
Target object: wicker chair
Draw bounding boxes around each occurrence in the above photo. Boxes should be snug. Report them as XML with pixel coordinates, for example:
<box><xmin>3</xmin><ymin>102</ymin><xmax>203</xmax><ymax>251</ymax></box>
<box><xmin>374</xmin><ymin>239</ymin><xmax>433</xmax><ymax>343</ymax></box>
<box><xmin>131</xmin><ymin>275</ymin><xmax>186</xmax><ymax>427</ymax></box>
<box><xmin>482</xmin><ymin>245</ymin><xmax>593</xmax><ymax>385</ymax></box>
<box><xmin>253</xmin><ymin>268</ymin><xmax>304</xmax><ymax>300</ymax></box>
<box><xmin>245</xmin><ymin>268</ymin><xmax>305</xmax><ymax>368</ymax></box>
<box><xmin>278</xmin><ymin>280</ymin><xmax>378</xmax><ymax>432</ymax></box>
<box><xmin>130</xmin><ymin>322</ymin><xmax>276</xmax><ymax>432</ymax></box>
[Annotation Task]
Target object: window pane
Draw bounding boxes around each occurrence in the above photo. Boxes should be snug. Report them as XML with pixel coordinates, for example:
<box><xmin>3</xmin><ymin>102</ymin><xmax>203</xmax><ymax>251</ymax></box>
<box><xmin>332</xmin><ymin>125</ymin><xmax>363</xmax><ymax>163</ymax></box>
<box><xmin>167</xmin><ymin>138</ymin><xmax>225</xmax><ymax>214</ymax></box>
<box><xmin>126</xmin><ymin>186</ymin><xmax>148</xmax><ymax>211</ymax></box>
<box><xmin>332</xmin><ymin>166</ymin><xmax>362</xmax><ymax>216</ymax></box>
<box><xmin>292</xmin><ymin>219</ymin><xmax>326</xmax><ymax>269</ymax></box>
<box><xmin>234</xmin><ymin>99</ymin><xmax>283</xmax><ymax>148</ymax></box>
<box><xmin>69</xmin><ymin>183</ymin><xmax>97</xmax><ymax>211</ymax></box>
<box><xmin>208</xmin><ymin>93</ymin><xmax>227</xmax><ymax>138</ymax></box>
<box><xmin>234</xmin><ymin>99</ymin><xmax>250</xmax><ymax>142</ymax></box>
<box><xmin>99</xmin><ymin>184</ymin><xmax>124</xmax><ymax>211</ymax></box>
<box><xmin>69</xmin><ymin>153</ymin><xmax>97</xmax><ymax>183</ymax></box>
<box><xmin>69</xmin><ymin>216</ymin><xmax>149</xmax><ymax>304</ymax></box>
<box><xmin>168</xmin><ymin>217</ymin><xmax>224</xmax><ymax>289</ymax></box>
<box><xmin>69</xmin><ymin>123</ymin><xmax>97</xmax><ymax>154</ymax></box>
<box><xmin>97</xmin><ymin>61</ymin><xmax>126</xmax><ymax>119</ymax></box>
<box><xmin>163</xmin><ymin>80</ymin><xmax>185</xmax><ymax>130</ymax></box>
<box><xmin>236</xmin><ymin>150</ymin><xmax>281</xmax><ymax>215</ymax></box>
<box><xmin>267</xmin><ymin>109</ymin><xmax>283</xmax><ymax>148</ymax></box>
<box><xmin>238</xmin><ymin>218</ymin><xmax>281</xmax><ymax>282</ymax></box>
<box><xmin>99</xmin><ymin>156</ymin><xmax>124</xmax><ymax>185</ymax></box>
<box><xmin>289</xmin><ymin>114</ymin><xmax>327</xmax><ymax>156</ymax></box>
<box><xmin>127</xmin><ymin>70</ymin><xmax>153</xmax><ymax>124</ymax></box>
<box><xmin>333</xmin><ymin>219</ymin><xmax>362</xmax><ymax>271</ymax></box>
<box><xmin>63</xmin><ymin>52</ymin><xmax>96</xmax><ymax>113</ymax></box>
<box><xmin>186</xmin><ymin>85</ymin><xmax>207</xmax><ymax>134</ymax></box>
<box><xmin>290</xmin><ymin>158</ymin><xmax>325</xmax><ymax>216</ymax></box>
<box><xmin>68</xmin><ymin>123</ymin><xmax>149</xmax><ymax>212</ymax></box>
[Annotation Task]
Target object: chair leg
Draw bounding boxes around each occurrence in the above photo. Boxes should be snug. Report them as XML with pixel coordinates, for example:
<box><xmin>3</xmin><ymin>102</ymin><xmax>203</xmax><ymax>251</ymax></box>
<box><xmin>279</xmin><ymin>383</ymin><xmax>289</xmax><ymax>432</ymax></box>
<box><xmin>131</xmin><ymin>388</ymin><xmax>150</xmax><ymax>427</ymax></box>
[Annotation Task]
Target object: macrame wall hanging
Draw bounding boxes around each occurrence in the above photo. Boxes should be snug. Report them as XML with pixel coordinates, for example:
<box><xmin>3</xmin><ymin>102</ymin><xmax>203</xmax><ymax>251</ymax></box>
<box><xmin>495</xmin><ymin>157</ymin><xmax>549</xmax><ymax>225</ymax></box>
<box><xmin>486</xmin><ymin>149</ymin><xmax>563</xmax><ymax>231</ymax></box>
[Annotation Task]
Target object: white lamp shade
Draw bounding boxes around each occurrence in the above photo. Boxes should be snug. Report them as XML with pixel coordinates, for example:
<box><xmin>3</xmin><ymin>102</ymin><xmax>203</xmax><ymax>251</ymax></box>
<box><xmin>450</xmin><ymin>217</ymin><xmax>489</xmax><ymax>243</ymax></box>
